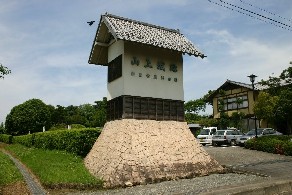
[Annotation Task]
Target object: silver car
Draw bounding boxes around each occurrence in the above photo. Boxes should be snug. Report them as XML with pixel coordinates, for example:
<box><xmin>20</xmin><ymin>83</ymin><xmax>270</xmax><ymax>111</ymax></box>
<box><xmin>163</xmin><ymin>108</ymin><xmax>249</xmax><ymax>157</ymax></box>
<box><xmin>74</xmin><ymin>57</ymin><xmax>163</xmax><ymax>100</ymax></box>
<box><xmin>196</xmin><ymin>127</ymin><xmax>217</xmax><ymax>146</ymax></box>
<box><xmin>212</xmin><ymin>130</ymin><xmax>244</xmax><ymax>146</ymax></box>
<box><xmin>236</xmin><ymin>128</ymin><xmax>283</xmax><ymax>146</ymax></box>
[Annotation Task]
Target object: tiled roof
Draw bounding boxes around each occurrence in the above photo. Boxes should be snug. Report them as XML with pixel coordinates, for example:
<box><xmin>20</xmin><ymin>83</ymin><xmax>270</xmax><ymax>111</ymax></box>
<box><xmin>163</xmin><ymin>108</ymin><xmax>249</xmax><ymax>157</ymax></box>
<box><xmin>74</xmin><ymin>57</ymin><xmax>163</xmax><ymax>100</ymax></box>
<box><xmin>88</xmin><ymin>13</ymin><xmax>206</xmax><ymax>65</ymax></box>
<box><xmin>207</xmin><ymin>79</ymin><xmax>264</xmax><ymax>100</ymax></box>
<box><xmin>227</xmin><ymin>80</ymin><xmax>264</xmax><ymax>90</ymax></box>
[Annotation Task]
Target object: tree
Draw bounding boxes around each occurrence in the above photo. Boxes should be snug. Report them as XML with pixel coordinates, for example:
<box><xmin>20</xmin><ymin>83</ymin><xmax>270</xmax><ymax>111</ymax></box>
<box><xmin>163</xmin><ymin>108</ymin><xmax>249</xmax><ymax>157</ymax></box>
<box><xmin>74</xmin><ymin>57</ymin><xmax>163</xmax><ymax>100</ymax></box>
<box><xmin>260</xmin><ymin>66</ymin><xmax>292</xmax><ymax>95</ymax></box>
<box><xmin>198</xmin><ymin>117</ymin><xmax>218</xmax><ymax>128</ymax></box>
<box><xmin>274</xmin><ymin>89</ymin><xmax>292</xmax><ymax>135</ymax></box>
<box><xmin>230</xmin><ymin>112</ymin><xmax>245</xmax><ymax>130</ymax></box>
<box><xmin>78</xmin><ymin>104</ymin><xmax>96</xmax><ymax>127</ymax></box>
<box><xmin>5</xmin><ymin>99</ymin><xmax>52</xmax><ymax>135</ymax></box>
<box><xmin>184</xmin><ymin>98</ymin><xmax>206</xmax><ymax>114</ymax></box>
<box><xmin>253</xmin><ymin>91</ymin><xmax>279</xmax><ymax>127</ymax></box>
<box><xmin>184</xmin><ymin>90</ymin><xmax>216</xmax><ymax>124</ymax></box>
<box><xmin>258</xmin><ymin>65</ymin><xmax>292</xmax><ymax>134</ymax></box>
<box><xmin>0</xmin><ymin>63</ymin><xmax>11</xmax><ymax>79</ymax></box>
<box><xmin>218</xmin><ymin>112</ymin><xmax>230</xmax><ymax>129</ymax></box>
<box><xmin>235</xmin><ymin>97</ymin><xmax>243</xmax><ymax>111</ymax></box>
<box><xmin>65</xmin><ymin>105</ymin><xmax>86</xmax><ymax>125</ymax></box>
<box><xmin>185</xmin><ymin>113</ymin><xmax>201</xmax><ymax>124</ymax></box>
<box><xmin>0</xmin><ymin>122</ymin><xmax>5</xmax><ymax>134</ymax></box>
<box><xmin>50</xmin><ymin>105</ymin><xmax>67</xmax><ymax>125</ymax></box>
<box><xmin>92</xmin><ymin>97</ymin><xmax>107</xmax><ymax>127</ymax></box>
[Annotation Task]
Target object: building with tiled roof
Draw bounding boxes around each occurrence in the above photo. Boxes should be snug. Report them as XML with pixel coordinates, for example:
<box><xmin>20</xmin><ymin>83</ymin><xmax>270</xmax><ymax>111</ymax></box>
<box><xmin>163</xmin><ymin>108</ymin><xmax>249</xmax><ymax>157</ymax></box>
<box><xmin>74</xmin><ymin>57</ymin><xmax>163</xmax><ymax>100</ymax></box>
<box><xmin>208</xmin><ymin>79</ymin><xmax>260</xmax><ymax>119</ymax></box>
<box><xmin>88</xmin><ymin>13</ymin><xmax>205</xmax><ymax>65</ymax></box>
<box><xmin>85</xmin><ymin>14</ymin><xmax>223</xmax><ymax>188</ymax></box>
<box><xmin>208</xmin><ymin>79</ymin><xmax>292</xmax><ymax>130</ymax></box>
<box><xmin>88</xmin><ymin>13</ymin><xmax>206</xmax><ymax>122</ymax></box>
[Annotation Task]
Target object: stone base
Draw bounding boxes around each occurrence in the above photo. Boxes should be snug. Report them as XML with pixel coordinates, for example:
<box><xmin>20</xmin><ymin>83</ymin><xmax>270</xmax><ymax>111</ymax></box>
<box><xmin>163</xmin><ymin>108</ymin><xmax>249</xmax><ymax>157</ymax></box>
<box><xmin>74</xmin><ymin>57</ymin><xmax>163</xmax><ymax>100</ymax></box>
<box><xmin>84</xmin><ymin>119</ymin><xmax>223</xmax><ymax>188</ymax></box>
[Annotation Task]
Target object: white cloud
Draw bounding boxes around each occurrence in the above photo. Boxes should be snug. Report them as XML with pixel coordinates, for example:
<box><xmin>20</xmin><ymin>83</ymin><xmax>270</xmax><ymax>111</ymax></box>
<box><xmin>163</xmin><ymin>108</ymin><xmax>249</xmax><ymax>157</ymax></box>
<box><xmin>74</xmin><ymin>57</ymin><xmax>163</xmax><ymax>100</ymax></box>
<box><xmin>183</xmin><ymin>28</ymin><xmax>292</xmax><ymax>102</ymax></box>
<box><xmin>1</xmin><ymin>0</ymin><xmax>292</xmax><ymax>123</ymax></box>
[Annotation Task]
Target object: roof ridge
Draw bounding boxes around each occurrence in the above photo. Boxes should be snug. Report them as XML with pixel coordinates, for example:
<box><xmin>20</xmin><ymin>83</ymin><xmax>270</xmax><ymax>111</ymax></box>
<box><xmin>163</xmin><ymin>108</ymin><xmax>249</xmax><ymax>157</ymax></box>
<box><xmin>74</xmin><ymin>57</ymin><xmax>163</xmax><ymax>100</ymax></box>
<box><xmin>104</xmin><ymin>13</ymin><xmax>181</xmax><ymax>34</ymax></box>
<box><xmin>228</xmin><ymin>79</ymin><xmax>250</xmax><ymax>86</ymax></box>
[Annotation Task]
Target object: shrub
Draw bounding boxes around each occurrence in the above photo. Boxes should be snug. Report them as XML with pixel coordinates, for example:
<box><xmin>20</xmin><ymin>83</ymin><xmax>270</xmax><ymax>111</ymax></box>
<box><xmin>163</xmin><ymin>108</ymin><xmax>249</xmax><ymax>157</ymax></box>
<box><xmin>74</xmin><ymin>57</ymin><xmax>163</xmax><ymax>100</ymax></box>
<box><xmin>245</xmin><ymin>135</ymin><xmax>292</xmax><ymax>156</ymax></box>
<box><xmin>0</xmin><ymin>134</ymin><xmax>13</xmax><ymax>144</ymax></box>
<box><xmin>12</xmin><ymin>128</ymin><xmax>101</xmax><ymax>157</ymax></box>
<box><xmin>48</xmin><ymin>123</ymin><xmax>68</xmax><ymax>131</ymax></box>
<box><xmin>283</xmin><ymin>141</ymin><xmax>292</xmax><ymax>156</ymax></box>
<box><xmin>71</xmin><ymin>124</ymin><xmax>86</xmax><ymax>129</ymax></box>
<box><xmin>12</xmin><ymin>134</ymin><xmax>35</xmax><ymax>147</ymax></box>
<box><xmin>48</xmin><ymin>124</ymin><xmax>86</xmax><ymax>131</ymax></box>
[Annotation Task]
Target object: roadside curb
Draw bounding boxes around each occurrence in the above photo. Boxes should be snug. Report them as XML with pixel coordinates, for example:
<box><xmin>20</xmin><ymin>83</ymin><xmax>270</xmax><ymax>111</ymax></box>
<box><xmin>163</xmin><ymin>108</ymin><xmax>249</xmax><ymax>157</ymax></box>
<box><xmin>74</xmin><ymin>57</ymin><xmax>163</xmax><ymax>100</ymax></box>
<box><xmin>200</xmin><ymin>179</ymin><xmax>292</xmax><ymax>195</ymax></box>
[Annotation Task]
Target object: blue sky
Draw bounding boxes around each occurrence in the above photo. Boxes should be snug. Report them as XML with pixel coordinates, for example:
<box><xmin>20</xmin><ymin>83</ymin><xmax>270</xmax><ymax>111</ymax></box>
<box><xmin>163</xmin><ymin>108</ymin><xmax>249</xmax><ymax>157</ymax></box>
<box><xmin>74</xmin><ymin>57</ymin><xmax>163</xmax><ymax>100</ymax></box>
<box><xmin>0</xmin><ymin>0</ymin><xmax>292</xmax><ymax>123</ymax></box>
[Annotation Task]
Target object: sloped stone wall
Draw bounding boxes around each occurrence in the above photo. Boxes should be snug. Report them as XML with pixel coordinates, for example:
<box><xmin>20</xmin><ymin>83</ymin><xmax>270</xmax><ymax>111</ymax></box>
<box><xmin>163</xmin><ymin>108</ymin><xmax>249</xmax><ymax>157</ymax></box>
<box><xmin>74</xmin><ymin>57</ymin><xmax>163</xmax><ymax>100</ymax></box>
<box><xmin>84</xmin><ymin>119</ymin><xmax>223</xmax><ymax>188</ymax></box>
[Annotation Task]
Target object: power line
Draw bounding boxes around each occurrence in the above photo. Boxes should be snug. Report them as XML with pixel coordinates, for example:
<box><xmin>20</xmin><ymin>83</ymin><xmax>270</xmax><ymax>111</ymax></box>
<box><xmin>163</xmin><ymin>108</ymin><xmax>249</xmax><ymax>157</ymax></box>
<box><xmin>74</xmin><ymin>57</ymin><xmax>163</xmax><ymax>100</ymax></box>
<box><xmin>220</xmin><ymin>0</ymin><xmax>292</xmax><ymax>29</ymax></box>
<box><xmin>238</xmin><ymin>0</ymin><xmax>292</xmax><ymax>23</ymax></box>
<box><xmin>207</xmin><ymin>0</ymin><xmax>292</xmax><ymax>32</ymax></box>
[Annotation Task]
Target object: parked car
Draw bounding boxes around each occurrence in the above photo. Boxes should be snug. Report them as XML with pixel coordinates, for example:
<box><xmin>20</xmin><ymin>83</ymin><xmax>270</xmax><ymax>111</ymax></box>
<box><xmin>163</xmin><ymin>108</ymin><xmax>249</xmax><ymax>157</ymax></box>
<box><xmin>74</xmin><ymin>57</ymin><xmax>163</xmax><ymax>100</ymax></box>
<box><xmin>196</xmin><ymin>127</ymin><xmax>217</xmax><ymax>146</ymax></box>
<box><xmin>212</xmin><ymin>129</ymin><xmax>244</xmax><ymax>146</ymax></box>
<box><xmin>236</xmin><ymin>128</ymin><xmax>283</xmax><ymax>146</ymax></box>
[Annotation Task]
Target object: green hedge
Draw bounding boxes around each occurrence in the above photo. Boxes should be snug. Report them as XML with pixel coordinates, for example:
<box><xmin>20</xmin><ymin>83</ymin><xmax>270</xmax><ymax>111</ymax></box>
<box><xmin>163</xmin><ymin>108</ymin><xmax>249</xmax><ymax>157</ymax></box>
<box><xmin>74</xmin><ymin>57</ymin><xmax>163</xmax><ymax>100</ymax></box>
<box><xmin>245</xmin><ymin>135</ymin><xmax>292</xmax><ymax>156</ymax></box>
<box><xmin>11</xmin><ymin>128</ymin><xmax>101</xmax><ymax>157</ymax></box>
<box><xmin>0</xmin><ymin>134</ymin><xmax>13</xmax><ymax>144</ymax></box>
<box><xmin>13</xmin><ymin>134</ymin><xmax>35</xmax><ymax>147</ymax></box>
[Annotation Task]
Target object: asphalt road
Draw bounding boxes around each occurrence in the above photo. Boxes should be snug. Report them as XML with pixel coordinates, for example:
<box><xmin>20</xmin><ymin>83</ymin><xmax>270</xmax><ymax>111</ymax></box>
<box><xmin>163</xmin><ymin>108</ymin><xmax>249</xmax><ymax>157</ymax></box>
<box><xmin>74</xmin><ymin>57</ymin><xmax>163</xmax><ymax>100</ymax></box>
<box><xmin>204</xmin><ymin>145</ymin><xmax>292</xmax><ymax>179</ymax></box>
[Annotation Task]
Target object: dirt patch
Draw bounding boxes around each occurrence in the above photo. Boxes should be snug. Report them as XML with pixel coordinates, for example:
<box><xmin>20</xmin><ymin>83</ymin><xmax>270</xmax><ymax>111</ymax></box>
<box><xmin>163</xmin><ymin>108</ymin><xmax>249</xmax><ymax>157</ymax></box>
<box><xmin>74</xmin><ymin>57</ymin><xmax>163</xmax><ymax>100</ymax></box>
<box><xmin>1</xmin><ymin>181</ymin><xmax>30</xmax><ymax>195</ymax></box>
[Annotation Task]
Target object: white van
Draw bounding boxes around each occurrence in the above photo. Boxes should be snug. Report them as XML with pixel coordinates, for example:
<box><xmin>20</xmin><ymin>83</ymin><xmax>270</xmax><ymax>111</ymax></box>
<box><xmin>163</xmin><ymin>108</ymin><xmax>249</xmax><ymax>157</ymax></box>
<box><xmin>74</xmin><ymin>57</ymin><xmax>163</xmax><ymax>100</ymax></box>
<box><xmin>197</xmin><ymin>127</ymin><xmax>217</xmax><ymax>146</ymax></box>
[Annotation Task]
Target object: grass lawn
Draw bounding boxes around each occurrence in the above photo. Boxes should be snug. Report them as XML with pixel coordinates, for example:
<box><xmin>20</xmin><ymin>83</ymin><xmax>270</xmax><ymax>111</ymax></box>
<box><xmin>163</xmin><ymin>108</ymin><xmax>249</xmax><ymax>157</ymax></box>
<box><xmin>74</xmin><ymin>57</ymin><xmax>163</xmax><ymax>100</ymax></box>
<box><xmin>0</xmin><ymin>150</ymin><xmax>23</xmax><ymax>185</ymax></box>
<box><xmin>5</xmin><ymin>144</ymin><xmax>103</xmax><ymax>188</ymax></box>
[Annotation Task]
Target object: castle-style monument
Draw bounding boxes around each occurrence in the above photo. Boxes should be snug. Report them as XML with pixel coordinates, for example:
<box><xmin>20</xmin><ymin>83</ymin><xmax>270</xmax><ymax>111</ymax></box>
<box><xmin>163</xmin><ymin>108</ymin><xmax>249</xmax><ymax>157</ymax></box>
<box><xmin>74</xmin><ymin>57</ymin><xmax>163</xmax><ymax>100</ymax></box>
<box><xmin>85</xmin><ymin>13</ymin><xmax>223</xmax><ymax>188</ymax></box>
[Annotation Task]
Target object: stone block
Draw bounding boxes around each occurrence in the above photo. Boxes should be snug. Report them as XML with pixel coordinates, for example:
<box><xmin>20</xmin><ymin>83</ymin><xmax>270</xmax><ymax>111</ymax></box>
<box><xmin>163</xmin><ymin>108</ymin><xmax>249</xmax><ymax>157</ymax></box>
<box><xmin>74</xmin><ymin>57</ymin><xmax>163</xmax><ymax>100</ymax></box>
<box><xmin>84</xmin><ymin>119</ymin><xmax>223</xmax><ymax>188</ymax></box>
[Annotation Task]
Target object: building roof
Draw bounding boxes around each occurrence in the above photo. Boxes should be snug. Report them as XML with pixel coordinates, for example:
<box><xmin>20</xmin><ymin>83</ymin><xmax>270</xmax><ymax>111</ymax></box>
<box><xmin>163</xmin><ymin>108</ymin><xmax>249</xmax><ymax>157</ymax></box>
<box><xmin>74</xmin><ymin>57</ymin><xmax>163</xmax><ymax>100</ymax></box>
<box><xmin>88</xmin><ymin>13</ymin><xmax>206</xmax><ymax>65</ymax></box>
<box><xmin>207</xmin><ymin>79</ymin><xmax>264</xmax><ymax>100</ymax></box>
<box><xmin>226</xmin><ymin>80</ymin><xmax>264</xmax><ymax>90</ymax></box>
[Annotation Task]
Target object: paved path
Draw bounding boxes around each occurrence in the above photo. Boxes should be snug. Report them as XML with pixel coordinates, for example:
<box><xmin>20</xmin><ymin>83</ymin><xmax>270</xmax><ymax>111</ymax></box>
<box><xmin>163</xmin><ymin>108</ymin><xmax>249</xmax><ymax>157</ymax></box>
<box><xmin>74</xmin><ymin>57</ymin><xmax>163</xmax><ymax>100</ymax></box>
<box><xmin>202</xmin><ymin>146</ymin><xmax>292</xmax><ymax>194</ymax></box>
<box><xmin>205</xmin><ymin>146</ymin><xmax>292</xmax><ymax>179</ymax></box>
<box><xmin>2</xmin><ymin>150</ymin><xmax>47</xmax><ymax>195</ymax></box>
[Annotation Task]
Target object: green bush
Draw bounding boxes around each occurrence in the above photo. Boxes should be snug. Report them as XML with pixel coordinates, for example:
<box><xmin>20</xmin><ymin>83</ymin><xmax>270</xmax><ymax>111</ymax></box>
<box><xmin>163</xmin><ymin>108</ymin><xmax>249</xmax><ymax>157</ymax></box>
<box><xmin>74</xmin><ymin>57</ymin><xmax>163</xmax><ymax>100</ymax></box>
<box><xmin>0</xmin><ymin>134</ymin><xmax>13</xmax><ymax>144</ymax></box>
<box><xmin>48</xmin><ymin>124</ymin><xmax>86</xmax><ymax>131</ymax></box>
<box><xmin>12</xmin><ymin>128</ymin><xmax>101</xmax><ymax>157</ymax></box>
<box><xmin>71</xmin><ymin>124</ymin><xmax>86</xmax><ymax>129</ymax></box>
<box><xmin>283</xmin><ymin>141</ymin><xmax>292</xmax><ymax>156</ymax></box>
<box><xmin>245</xmin><ymin>135</ymin><xmax>292</xmax><ymax>156</ymax></box>
<box><xmin>48</xmin><ymin>123</ymin><xmax>68</xmax><ymax>131</ymax></box>
<box><xmin>12</xmin><ymin>134</ymin><xmax>35</xmax><ymax>147</ymax></box>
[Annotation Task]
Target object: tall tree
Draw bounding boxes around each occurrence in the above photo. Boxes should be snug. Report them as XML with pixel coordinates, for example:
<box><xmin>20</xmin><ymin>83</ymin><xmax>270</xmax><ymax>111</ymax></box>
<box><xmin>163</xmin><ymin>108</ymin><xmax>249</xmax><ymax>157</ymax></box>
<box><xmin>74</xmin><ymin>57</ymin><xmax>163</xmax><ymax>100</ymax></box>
<box><xmin>51</xmin><ymin>105</ymin><xmax>67</xmax><ymax>125</ymax></box>
<box><xmin>258</xmin><ymin>65</ymin><xmax>292</xmax><ymax>134</ymax></box>
<box><xmin>79</xmin><ymin>104</ymin><xmax>96</xmax><ymax>127</ymax></box>
<box><xmin>0</xmin><ymin>122</ymin><xmax>5</xmax><ymax>134</ymax></box>
<box><xmin>0</xmin><ymin>63</ymin><xmax>11</xmax><ymax>79</ymax></box>
<box><xmin>5</xmin><ymin>99</ymin><xmax>52</xmax><ymax>135</ymax></box>
<box><xmin>184</xmin><ymin>98</ymin><xmax>206</xmax><ymax>114</ymax></box>
<box><xmin>92</xmin><ymin>97</ymin><xmax>107</xmax><ymax>127</ymax></box>
<box><xmin>253</xmin><ymin>91</ymin><xmax>279</xmax><ymax>127</ymax></box>
<box><xmin>184</xmin><ymin>90</ymin><xmax>219</xmax><ymax>125</ymax></box>
<box><xmin>275</xmin><ymin>89</ymin><xmax>292</xmax><ymax>135</ymax></box>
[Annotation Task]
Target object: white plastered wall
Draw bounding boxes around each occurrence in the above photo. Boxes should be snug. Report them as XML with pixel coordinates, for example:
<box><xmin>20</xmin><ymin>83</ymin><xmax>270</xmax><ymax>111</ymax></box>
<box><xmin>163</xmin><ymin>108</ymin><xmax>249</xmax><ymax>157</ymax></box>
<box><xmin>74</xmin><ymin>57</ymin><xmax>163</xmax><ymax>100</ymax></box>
<box><xmin>107</xmin><ymin>40</ymin><xmax>184</xmax><ymax>101</ymax></box>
